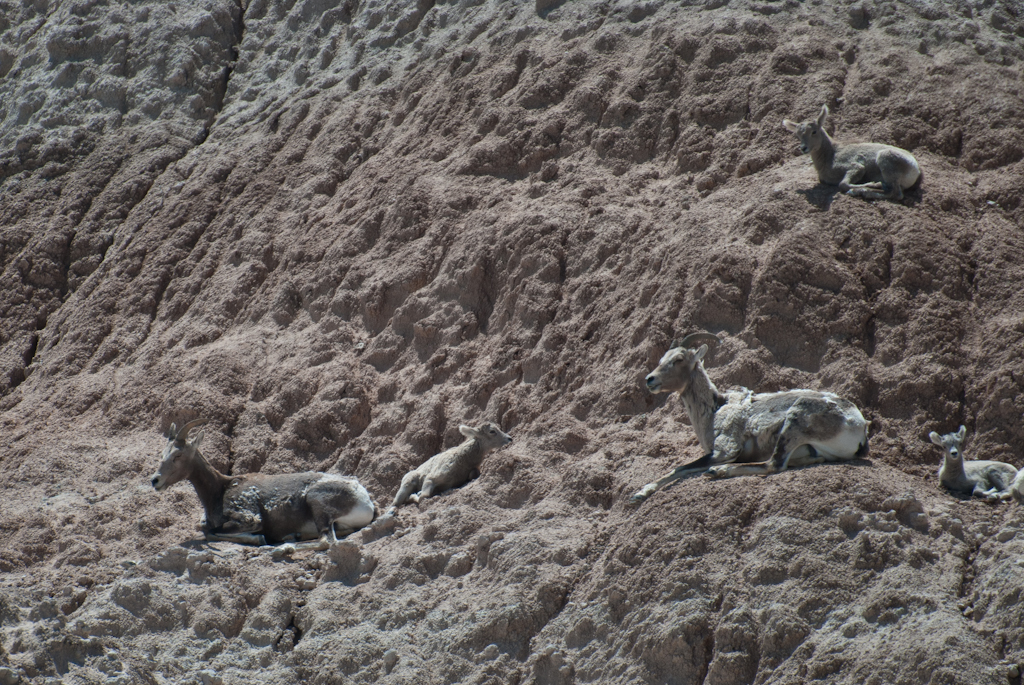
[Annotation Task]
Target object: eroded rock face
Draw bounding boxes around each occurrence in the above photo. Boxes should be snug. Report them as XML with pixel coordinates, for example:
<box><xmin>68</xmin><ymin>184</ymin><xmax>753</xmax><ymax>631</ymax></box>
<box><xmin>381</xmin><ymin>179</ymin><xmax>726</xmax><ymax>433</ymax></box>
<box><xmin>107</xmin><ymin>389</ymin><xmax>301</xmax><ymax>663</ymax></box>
<box><xmin>2</xmin><ymin>0</ymin><xmax>1024</xmax><ymax>683</ymax></box>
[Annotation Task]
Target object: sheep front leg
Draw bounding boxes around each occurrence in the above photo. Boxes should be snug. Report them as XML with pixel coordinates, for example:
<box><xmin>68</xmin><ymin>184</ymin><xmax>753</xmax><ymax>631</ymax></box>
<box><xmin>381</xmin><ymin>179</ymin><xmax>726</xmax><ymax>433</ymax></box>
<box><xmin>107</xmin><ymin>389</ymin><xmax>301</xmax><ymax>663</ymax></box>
<box><xmin>836</xmin><ymin>164</ymin><xmax>865</xmax><ymax>193</ymax></box>
<box><xmin>849</xmin><ymin>183</ymin><xmax>896</xmax><ymax>201</ymax></box>
<box><xmin>207</xmin><ymin>506</ymin><xmax>265</xmax><ymax>545</ymax></box>
<box><xmin>629</xmin><ymin>454</ymin><xmax>716</xmax><ymax>504</ymax></box>
<box><xmin>206</xmin><ymin>532</ymin><xmax>267</xmax><ymax>546</ymax></box>
<box><xmin>839</xmin><ymin>164</ymin><xmax>890</xmax><ymax>199</ymax></box>
<box><xmin>707</xmin><ymin>462</ymin><xmax>768</xmax><ymax>478</ymax></box>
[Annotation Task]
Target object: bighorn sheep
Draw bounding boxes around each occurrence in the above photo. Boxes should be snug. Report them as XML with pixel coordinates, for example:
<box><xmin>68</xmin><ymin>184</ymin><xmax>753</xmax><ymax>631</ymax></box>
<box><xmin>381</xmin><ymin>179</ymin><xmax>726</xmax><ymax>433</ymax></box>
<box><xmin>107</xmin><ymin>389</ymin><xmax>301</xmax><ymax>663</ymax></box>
<box><xmin>928</xmin><ymin>426</ymin><xmax>1017</xmax><ymax>502</ymax></box>
<box><xmin>152</xmin><ymin>419</ymin><xmax>377</xmax><ymax>555</ymax></box>
<box><xmin>630</xmin><ymin>334</ymin><xmax>870</xmax><ymax>503</ymax></box>
<box><xmin>385</xmin><ymin>422</ymin><xmax>512</xmax><ymax>516</ymax></box>
<box><xmin>783</xmin><ymin>105</ymin><xmax>920</xmax><ymax>201</ymax></box>
<box><xmin>1012</xmin><ymin>468</ymin><xmax>1024</xmax><ymax>505</ymax></box>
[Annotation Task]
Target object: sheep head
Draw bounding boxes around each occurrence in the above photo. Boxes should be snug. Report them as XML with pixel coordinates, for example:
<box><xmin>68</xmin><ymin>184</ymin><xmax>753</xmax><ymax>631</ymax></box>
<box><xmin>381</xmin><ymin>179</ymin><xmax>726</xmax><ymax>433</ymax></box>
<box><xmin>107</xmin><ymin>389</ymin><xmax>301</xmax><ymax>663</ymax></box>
<box><xmin>929</xmin><ymin>425</ymin><xmax>967</xmax><ymax>462</ymax></box>
<box><xmin>645</xmin><ymin>333</ymin><xmax>720</xmax><ymax>394</ymax></box>
<box><xmin>152</xmin><ymin>419</ymin><xmax>209</xmax><ymax>491</ymax></box>
<box><xmin>783</xmin><ymin>104</ymin><xmax>829</xmax><ymax>155</ymax></box>
<box><xmin>459</xmin><ymin>422</ymin><xmax>513</xmax><ymax>451</ymax></box>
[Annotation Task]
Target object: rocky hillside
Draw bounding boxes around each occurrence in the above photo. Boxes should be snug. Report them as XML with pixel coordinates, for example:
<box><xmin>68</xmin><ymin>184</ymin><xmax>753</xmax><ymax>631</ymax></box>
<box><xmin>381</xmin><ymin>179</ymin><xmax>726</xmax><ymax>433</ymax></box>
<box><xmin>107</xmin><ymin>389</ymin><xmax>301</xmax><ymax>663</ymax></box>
<box><xmin>2</xmin><ymin>0</ymin><xmax>1024</xmax><ymax>683</ymax></box>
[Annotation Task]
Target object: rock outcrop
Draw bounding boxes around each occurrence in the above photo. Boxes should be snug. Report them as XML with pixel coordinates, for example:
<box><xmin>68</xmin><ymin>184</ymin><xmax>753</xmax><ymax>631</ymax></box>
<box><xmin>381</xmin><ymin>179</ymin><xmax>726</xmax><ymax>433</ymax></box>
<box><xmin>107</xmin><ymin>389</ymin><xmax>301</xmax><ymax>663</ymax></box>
<box><xmin>2</xmin><ymin>0</ymin><xmax>1024</xmax><ymax>683</ymax></box>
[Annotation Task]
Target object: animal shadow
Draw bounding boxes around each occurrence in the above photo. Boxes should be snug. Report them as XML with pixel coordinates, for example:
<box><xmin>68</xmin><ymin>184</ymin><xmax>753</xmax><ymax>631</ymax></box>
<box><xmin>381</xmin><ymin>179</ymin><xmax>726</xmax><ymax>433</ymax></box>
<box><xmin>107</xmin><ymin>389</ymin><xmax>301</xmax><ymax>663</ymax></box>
<box><xmin>797</xmin><ymin>184</ymin><xmax>923</xmax><ymax>209</ymax></box>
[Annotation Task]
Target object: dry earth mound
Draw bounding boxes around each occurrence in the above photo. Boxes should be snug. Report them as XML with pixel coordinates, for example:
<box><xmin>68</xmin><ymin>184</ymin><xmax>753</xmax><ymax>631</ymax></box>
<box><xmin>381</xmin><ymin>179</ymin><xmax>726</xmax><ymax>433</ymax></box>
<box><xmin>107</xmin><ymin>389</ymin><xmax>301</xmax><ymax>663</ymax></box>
<box><xmin>2</xmin><ymin>0</ymin><xmax>1024</xmax><ymax>683</ymax></box>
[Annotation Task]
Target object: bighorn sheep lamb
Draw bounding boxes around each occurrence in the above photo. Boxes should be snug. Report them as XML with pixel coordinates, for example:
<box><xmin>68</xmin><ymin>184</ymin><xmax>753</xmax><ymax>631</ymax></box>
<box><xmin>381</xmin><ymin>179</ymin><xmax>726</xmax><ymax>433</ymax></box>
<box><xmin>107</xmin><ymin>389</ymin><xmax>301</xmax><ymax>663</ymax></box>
<box><xmin>386</xmin><ymin>422</ymin><xmax>512</xmax><ymax>516</ymax></box>
<box><xmin>630</xmin><ymin>334</ymin><xmax>870</xmax><ymax>504</ymax></box>
<box><xmin>152</xmin><ymin>419</ymin><xmax>377</xmax><ymax>555</ymax></box>
<box><xmin>928</xmin><ymin>426</ymin><xmax>1017</xmax><ymax>502</ymax></box>
<box><xmin>783</xmin><ymin>105</ymin><xmax>920</xmax><ymax>201</ymax></box>
<box><xmin>1012</xmin><ymin>468</ymin><xmax>1024</xmax><ymax>505</ymax></box>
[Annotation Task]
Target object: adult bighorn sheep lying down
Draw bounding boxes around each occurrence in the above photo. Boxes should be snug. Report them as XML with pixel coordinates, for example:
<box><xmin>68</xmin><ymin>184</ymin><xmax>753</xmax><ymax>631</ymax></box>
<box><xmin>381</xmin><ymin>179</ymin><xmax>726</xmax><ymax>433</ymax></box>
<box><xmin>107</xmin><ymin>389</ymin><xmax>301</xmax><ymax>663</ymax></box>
<box><xmin>928</xmin><ymin>426</ymin><xmax>1018</xmax><ymax>502</ymax></box>
<box><xmin>385</xmin><ymin>421</ymin><xmax>512</xmax><ymax>516</ymax></box>
<box><xmin>152</xmin><ymin>419</ymin><xmax>377</xmax><ymax>556</ymax></box>
<box><xmin>630</xmin><ymin>334</ymin><xmax>870</xmax><ymax>504</ymax></box>
<box><xmin>783</xmin><ymin>105</ymin><xmax>920</xmax><ymax>201</ymax></box>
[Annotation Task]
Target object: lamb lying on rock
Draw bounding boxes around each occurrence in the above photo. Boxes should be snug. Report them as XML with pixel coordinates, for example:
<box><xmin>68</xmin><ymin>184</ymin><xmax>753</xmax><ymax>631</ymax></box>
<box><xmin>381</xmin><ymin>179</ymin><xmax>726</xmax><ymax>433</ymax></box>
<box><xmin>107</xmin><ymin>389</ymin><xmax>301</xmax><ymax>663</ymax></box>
<box><xmin>1012</xmin><ymin>468</ymin><xmax>1024</xmax><ymax>505</ymax></box>
<box><xmin>783</xmin><ymin>104</ymin><xmax>920</xmax><ymax>201</ymax></box>
<box><xmin>929</xmin><ymin>426</ymin><xmax>1017</xmax><ymax>502</ymax></box>
<box><xmin>386</xmin><ymin>422</ymin><xmax>512</xmax><ymax>516</ymax></box>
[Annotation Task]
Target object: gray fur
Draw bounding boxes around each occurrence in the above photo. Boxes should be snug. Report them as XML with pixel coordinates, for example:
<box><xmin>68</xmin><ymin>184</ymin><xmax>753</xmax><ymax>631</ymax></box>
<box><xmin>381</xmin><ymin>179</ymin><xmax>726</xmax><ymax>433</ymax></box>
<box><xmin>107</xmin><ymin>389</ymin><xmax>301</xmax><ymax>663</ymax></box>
<box><xmin>630</xmin><ymin>337</ymin><xmax>869</xmax><ymax>504</ymax></box>
<box><xmin>1012</xmin><ymin>468</ymin><xmax>1024</xmax><ymax>505</ymax></box>
<box><xmin>929</xmin><ymin>426</ymin><xmax>1017</xmax><ymax>502</ymax></box>
<box><xmin>151</xmin><ymin>420</ymin><xmax>377</xmax><ymax>556</ymax></box>
<box><xmin>783</xmin><ymin>105</ymin><xmax>921</xmax><ymax>201</ymax></box>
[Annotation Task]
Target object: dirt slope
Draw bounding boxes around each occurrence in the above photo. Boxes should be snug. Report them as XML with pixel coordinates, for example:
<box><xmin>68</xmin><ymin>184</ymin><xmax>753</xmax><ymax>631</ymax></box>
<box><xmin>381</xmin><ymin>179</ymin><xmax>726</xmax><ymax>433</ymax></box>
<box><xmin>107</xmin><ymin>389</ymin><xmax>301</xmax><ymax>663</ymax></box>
<box><xmin>2</xmin><ymin>0</ymin><xmax>1024</xmax><ymax>683</ymax></box>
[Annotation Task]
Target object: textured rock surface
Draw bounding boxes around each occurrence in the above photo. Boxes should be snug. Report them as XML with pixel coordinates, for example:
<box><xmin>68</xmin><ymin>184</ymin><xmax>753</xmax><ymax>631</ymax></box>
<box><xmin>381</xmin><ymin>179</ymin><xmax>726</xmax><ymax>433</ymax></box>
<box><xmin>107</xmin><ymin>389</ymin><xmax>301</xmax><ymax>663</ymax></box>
<box><xmin>2</xmin><ymin>0</ymin><xmax>1024</xmax><ymax>683</ymax></box>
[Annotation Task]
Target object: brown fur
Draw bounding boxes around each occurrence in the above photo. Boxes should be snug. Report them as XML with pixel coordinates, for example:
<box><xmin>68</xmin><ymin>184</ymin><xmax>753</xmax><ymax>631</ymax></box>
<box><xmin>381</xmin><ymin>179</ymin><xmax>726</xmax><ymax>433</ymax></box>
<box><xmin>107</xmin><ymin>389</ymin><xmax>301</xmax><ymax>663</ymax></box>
<box><xmin>152</xmin><ymin>421</ymin><xmax>377</xmax><ymax>551</ymax></box>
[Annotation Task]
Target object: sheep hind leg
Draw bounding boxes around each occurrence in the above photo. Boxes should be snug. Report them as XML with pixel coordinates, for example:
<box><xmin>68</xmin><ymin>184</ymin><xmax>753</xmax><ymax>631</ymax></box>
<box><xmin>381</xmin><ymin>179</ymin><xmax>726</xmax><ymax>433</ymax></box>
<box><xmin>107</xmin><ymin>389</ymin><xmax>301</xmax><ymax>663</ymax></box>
<box><xmin>386</xmin><ymin>474</ymin><xmax>423</xmax><ymax>516</ymax></box>
<box><xmin>271</xmin><ymin>526</ymin><xmax>337</xmax><ymax>559</ymax></box>
<box><xmin>291</xmin><ymin>519</ymin><xmax>363</xmax><ymax>550</ymax></box>
<box><xmin>407</xmin><ymin>479</ymin><xmax>437</xmax><ymax>505</ymax></box>
<box><xmin>706</xmin><ymin>444</ymin><xmax>814</xmax><ymax>479</ymax></box>
<box><xmin>271</xmin><ymin>506</ymin><xmax>349</xmax><ymax>559</ymax></box>
<box><xmin>782</xmin><ymin>444</ymin><xmax>825</xmax><ymax>468</ymax></box>
<box><xmin>876</xmin><ymin>150</ymin><xmax>914</xmax><ymax>201</ymax></box>
<box><xmin>988</xmin><ymin>474</ymin><xmax>1015</xmax><ymax>501</ymax></box>
<box><xmin>973</xmin><ymin>484</ymin><xmax>1004</xmax><ymax>503</ymax></box>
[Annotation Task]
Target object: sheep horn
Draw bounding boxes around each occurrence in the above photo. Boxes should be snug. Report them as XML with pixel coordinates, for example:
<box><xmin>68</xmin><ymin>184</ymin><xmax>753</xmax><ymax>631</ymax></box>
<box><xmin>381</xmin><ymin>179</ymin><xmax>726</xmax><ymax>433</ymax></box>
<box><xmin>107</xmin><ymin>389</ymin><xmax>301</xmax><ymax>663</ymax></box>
<box><xmin>175</xmin><ymin>418</ymin><xmax>209</xmax><ymax>442</ymax></box>
<box><xmin>677</xmin><ymin>332</ymin><xmax>721</xmax><ymax>350</ymax></box>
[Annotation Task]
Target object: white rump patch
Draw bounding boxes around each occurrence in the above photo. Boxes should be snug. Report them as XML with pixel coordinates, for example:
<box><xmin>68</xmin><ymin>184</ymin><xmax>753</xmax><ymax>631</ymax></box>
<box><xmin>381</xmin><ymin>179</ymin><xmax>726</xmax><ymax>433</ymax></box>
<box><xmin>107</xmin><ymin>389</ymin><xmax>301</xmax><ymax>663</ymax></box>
<box><xmin>335</xmin><ymin>496</ymin><xmax>375</xmax><ymax>530</ymax></box>
<box><xmin>811</xmin><ymin>421</ymin><xmax>868</xmax><ymax>459</ymax></box>
<box><xmin>318</xmin><ymin>475</ymin><xmax>376</xmax><ymax>531</ymax></box>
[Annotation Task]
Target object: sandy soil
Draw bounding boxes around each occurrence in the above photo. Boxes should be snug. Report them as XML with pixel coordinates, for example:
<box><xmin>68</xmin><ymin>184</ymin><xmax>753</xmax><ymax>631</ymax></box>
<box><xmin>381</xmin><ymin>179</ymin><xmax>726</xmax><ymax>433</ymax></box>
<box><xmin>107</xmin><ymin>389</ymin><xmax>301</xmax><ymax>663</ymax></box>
<box><xmin>2</xmin><ymin>0</ymin><xmax>1024</xmax><ymax>683</ymax></box>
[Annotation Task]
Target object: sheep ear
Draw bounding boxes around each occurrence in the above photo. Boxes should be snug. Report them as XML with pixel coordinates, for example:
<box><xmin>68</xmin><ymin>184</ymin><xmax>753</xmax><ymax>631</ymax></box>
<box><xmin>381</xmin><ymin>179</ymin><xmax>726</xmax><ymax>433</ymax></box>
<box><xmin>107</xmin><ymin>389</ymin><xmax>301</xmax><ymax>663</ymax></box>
<box><xmin>190</xmin><ymin>428</ymin><xmax>205</xmax><ymax>448</ymax></box>
<box><xmin>928</xmin><ymin>432</ymin><xmax>943</xmax><ymax>446</ymax></box>
<box><xmin>692</xmin><ymin>344</ymin><xmax>708</xmax><ymax>364</ymax></box>
<box><xmin>168</xmin><ymin>423</ymin><xmax>178</xmax><ymax>439</ymax></box>
<box><xmin>459</xmin><ymin>424</ymin><xmax>481</xmax><ymax>439</ymax></box>
<box><xmin>782</xmin><ymin>119</ymin><xmax>799</xmax><ymax>132</ymax></box>
<box><xmin>956</xmin><ymin>425</ymin><xmax>966</xmax><ymax>440</ymax></box>
<box><xmin>817</xmin><ymin>105</ymin><xmax>828</xmax><ymax>127</ymax></box>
